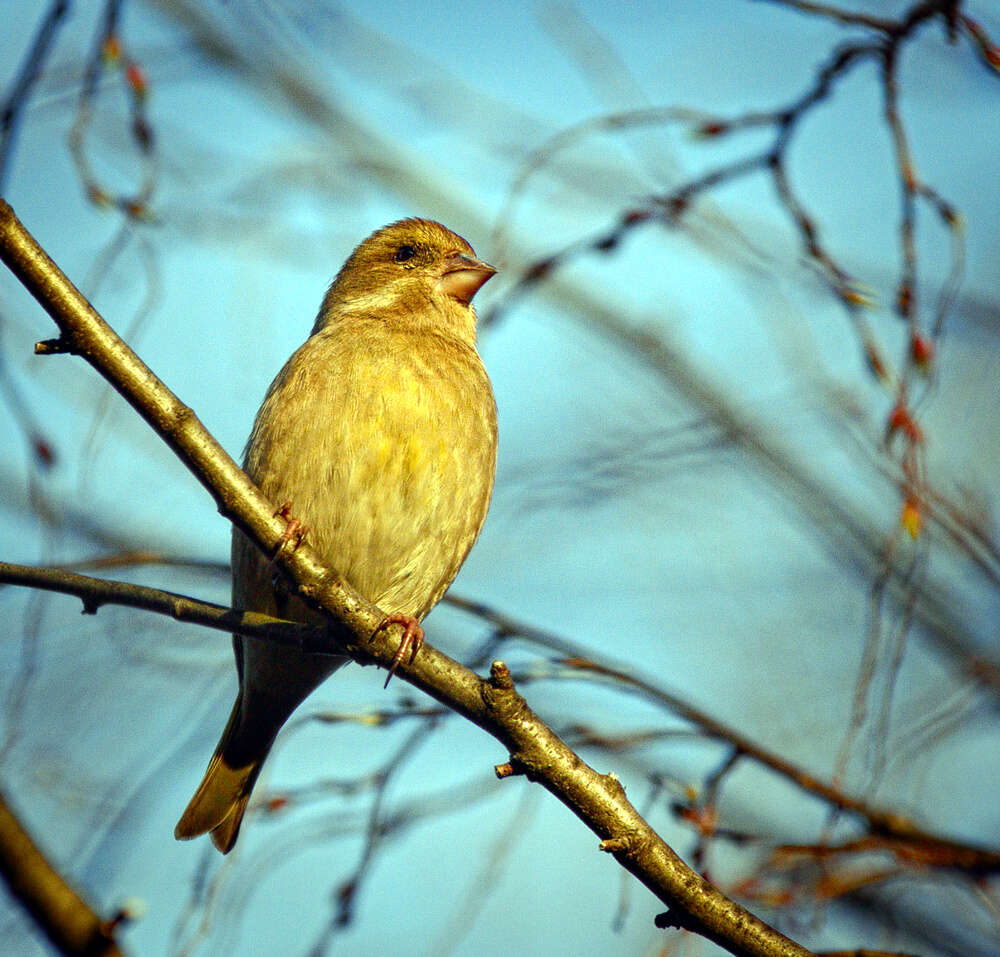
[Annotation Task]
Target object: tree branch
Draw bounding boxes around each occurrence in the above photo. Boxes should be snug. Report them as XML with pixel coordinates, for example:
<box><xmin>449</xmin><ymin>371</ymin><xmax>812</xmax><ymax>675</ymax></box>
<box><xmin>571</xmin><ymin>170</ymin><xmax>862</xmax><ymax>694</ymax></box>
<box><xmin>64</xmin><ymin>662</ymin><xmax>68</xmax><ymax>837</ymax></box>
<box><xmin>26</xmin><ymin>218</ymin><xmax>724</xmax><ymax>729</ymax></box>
<box><xmin>0</xmin><ymin>790</ymin><xmax>123</xmax><ymax>957</ymax></box>
<box><xmin>0</xmin><ymin>560</ymin><xmax>336</xmax><ymax>653</ymax></box>
<box><xmin>0</xmin><ymin>197</ymin><xmax>816</xmax><ymax>956</ymax></box>
<box><xmin>443</xmin><ymin>594</ymin><xmax>1000</xmax><ymax>876</ymax></box>
<box><xmin>4</xmin><ymin>558</ymin><xmax>995</xmax><ymax>880</ymax></box>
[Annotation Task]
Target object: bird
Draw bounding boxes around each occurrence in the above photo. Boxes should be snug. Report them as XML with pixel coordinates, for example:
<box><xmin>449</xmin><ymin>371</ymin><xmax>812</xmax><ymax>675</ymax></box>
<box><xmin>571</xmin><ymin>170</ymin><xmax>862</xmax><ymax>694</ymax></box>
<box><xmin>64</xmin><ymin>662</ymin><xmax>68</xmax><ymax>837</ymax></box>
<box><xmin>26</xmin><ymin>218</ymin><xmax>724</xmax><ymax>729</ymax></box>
<box><xmin>175</xmin><ymin>218</ymin><xmax>498</xmax><ymax>853</ymax></box>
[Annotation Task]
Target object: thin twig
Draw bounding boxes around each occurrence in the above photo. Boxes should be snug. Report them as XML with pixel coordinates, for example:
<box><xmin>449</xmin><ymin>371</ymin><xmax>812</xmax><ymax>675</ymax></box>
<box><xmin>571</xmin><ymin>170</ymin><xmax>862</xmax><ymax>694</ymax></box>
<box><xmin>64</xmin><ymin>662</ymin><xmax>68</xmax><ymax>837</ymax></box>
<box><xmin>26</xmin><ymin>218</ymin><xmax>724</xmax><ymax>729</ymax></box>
<box><xmin>0</xmin><ymin>0</ymin><xmax>70</xmax><ymax>190</ymax></box>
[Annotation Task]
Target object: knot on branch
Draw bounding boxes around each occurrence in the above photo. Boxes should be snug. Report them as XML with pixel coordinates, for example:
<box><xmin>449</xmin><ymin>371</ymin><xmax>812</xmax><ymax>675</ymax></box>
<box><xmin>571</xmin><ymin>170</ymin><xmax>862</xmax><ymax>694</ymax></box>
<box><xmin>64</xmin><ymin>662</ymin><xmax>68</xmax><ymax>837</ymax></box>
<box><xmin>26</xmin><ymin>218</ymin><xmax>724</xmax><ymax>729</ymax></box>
<box><xmin>481</xmin><ymin>663</ymin><xmax>543</xmax><ymax>779</ymax></box>
<box><xmin>296</xmin><ymin>568</ymin><xmax>355</xmax><ymax>618</ymax></box>
<box><xmin>603</xmin><ymin>771</ymin><xmax>627</xmax><ymax>800</ymax></box>
<box><xmin>598</xmin><ymin>835</ymin><xmax>633</xmax><ymax>855</ymax></box>
<box><xmin>489</xmin><ymin>659</ymin><xmax>514</xmax><ymax>689</ymax></box>
<box><xmin>598</xmin><ymin>819</ymin><xmax>647</xmax><ymax>861</ymax></box>
<box><xmin>481</xmin><ymin>660</ymin><xmax>529</xmax><ymax>723</ymax></box>
<box><xmin>654</xmin><ymin>906</ymin><xmax>702</xmax><ymax>933</ymax></box>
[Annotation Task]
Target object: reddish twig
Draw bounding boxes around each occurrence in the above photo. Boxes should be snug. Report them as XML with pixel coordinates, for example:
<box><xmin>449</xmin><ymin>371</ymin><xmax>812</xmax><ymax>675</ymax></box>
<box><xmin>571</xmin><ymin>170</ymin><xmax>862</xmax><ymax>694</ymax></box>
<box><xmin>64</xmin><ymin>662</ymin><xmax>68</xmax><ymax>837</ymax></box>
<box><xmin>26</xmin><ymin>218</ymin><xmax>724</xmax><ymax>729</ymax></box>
<box><xmin>68</xmin><ymin>0</ymin><xmax>157</xmax><ymax>219</ymax></box>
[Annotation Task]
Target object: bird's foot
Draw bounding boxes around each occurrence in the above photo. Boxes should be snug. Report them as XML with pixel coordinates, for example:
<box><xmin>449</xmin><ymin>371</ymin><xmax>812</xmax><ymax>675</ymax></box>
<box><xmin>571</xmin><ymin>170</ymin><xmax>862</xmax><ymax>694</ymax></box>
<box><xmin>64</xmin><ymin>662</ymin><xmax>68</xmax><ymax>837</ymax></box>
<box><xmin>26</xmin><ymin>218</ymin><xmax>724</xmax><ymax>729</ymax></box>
<box><xmin>371</xmin><ymin>613</ymin><xmax>425</xmax><ymax>688</ymax></box>
<box><xmin>270</xmin><ymin>502</ymin><xmax>308</xmax><ymax>564</ymax></box>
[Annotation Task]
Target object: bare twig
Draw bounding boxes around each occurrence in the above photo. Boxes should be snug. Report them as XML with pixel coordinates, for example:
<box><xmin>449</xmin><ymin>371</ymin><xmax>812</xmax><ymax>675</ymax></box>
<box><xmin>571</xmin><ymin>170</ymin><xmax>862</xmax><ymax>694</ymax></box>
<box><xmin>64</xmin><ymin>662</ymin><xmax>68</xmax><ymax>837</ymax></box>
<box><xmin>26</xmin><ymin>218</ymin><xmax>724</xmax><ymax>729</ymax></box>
<box><xmin>755</xmin><ymin>0</ymin><xmax>897</xmax><ymax>31</ymax></box>
<box><xmin>488</xmin><ymin>2</ymin><xmax>991</xmax><ymax>815</ymax></box>
<box><xmin>68</xmin><ymin>0</ymin><xmax>157</xmax><ymax>219</ymax></box>
<box><xmin>153</xmin><ymin>0</ymin><xmax>998</xmax><ymax>708</ymax></box>
<box><xmin>0</xmin><ymin>0</ymin><xmax>70</xmax><ymax>190</ymax></box>
<box><xmin>0</xmin><ymin>560</ymin><xmax>337</xmax><ymax>653</ymax></box>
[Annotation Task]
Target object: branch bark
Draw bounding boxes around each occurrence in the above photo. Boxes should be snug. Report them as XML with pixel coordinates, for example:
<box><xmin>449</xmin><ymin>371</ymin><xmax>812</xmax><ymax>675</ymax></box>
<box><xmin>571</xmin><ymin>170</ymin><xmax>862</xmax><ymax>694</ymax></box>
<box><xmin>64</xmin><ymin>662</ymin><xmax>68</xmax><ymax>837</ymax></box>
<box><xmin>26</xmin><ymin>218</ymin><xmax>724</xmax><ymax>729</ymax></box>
<box><xmin>0</xmin><ymin>197</ymin><xmax>814</xmax><ymax>957</ymax></box>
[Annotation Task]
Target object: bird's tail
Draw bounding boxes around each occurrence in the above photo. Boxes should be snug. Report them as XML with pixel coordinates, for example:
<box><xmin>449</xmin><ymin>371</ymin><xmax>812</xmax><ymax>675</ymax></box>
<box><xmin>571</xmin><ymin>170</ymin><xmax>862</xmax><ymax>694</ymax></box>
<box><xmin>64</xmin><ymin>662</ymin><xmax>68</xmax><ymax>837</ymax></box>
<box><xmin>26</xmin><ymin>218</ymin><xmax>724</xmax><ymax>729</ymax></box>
<box><xmin>174</xmin><ymin>698</ymin><xmax>265</xmax><ymax>854</ymax></box>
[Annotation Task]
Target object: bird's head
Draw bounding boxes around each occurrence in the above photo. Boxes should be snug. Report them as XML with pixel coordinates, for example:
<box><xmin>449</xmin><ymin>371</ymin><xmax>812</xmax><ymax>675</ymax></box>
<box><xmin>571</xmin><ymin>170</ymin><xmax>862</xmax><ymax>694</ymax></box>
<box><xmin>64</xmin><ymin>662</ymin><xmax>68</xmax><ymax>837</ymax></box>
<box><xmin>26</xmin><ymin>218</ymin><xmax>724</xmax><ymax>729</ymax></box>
<box><xmin>316</xmin><ymin>219</ymin><xmax>496</xmax><ymax>341</ymax></box>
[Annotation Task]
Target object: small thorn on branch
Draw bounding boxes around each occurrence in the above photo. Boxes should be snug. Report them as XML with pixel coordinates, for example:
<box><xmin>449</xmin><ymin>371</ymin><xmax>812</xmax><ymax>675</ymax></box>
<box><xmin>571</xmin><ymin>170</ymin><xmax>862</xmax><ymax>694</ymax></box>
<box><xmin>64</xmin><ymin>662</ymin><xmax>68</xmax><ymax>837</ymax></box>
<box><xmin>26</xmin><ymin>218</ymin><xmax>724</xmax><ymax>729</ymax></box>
<box><xmin>495</xmin><ymin>760</ymin><xmax>524</xmax><ymax>779</ymax></box>
<box><xmin>489</xmin><ymin>660</ymin><xmax>514</xmax><ymax>690</ymax></box>
<box><xmin>599</xmin><ymin>836</ymin><xmax>631</xmax><ymax>854</ymax></box>
<box><xmin>35</xmin><ymin>337</ymin><xmax>72</xmax><ymax>355</ymax></box>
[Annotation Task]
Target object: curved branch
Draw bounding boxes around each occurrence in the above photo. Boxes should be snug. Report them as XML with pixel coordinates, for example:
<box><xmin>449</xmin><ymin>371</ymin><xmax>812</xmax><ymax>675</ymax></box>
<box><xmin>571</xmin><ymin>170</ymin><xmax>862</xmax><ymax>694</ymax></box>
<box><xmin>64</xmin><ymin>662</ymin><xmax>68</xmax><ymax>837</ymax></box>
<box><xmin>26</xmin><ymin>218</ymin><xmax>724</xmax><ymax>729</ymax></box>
<box><xmin>0</xmin><ymin>198</ymin><xmax>813</xmax><ymax>956</ymax></box>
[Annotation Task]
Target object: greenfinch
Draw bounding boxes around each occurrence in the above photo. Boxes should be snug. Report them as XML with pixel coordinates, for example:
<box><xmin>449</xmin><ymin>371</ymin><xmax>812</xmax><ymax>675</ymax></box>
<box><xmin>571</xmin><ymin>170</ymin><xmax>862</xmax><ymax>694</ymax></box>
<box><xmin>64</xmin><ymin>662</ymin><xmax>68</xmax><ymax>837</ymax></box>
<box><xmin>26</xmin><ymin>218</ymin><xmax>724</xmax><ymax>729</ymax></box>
<box><xmin>175</xmin><ymin>219</ymin><xmax>498</xmax><ymax>853</ymax></box>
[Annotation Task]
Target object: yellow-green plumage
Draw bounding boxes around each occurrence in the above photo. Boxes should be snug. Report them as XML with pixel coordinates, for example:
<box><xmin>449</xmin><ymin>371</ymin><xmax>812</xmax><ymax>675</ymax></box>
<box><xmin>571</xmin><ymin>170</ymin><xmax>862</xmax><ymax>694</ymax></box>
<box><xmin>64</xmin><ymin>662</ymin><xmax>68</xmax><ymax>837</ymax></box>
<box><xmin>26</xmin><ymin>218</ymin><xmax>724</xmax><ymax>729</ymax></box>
<box><xmin>175</xmin><ymin>219</ymin><xmax>497</xmax><ymax>852</ymax></box>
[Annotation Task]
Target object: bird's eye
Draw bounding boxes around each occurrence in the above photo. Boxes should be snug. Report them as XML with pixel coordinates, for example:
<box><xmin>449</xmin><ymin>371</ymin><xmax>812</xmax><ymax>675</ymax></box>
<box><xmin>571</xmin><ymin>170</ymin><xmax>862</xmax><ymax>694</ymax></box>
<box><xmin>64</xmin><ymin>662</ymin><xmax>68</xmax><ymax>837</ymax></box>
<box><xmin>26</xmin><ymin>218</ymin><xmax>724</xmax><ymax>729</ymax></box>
<box><xmin>394</xmin><ymin>245</ymin><xmax>416</xmax><ymax>263</ymax></box>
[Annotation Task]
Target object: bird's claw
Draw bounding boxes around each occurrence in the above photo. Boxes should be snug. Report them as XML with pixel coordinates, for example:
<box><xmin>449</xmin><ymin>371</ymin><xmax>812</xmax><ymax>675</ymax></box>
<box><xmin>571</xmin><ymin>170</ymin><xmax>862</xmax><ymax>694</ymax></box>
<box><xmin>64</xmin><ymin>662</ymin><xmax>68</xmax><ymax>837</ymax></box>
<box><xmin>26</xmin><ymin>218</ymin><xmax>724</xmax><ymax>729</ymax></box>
<box><xmin>371</xmin><ymin>614</ymin><xmax>424</xmax><ymax>688</ymax></box>
<box><xmin>269</xmin><ymin>502</ymin><xmax>308</xmax><ymax>566</ymax></box>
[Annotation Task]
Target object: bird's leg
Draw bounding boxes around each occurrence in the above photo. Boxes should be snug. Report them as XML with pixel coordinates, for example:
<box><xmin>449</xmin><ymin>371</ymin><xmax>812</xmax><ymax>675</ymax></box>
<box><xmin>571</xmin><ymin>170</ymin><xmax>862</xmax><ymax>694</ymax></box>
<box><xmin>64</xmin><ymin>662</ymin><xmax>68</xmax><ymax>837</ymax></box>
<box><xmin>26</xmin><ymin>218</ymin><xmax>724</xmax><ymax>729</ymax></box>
<box><xmin>269</xmin><ymin>502</ymin><xmax>309</xmax><ymax>566</ymax></box>
<box><xmin>371</xmin><ymin>614</ymin><xmax>425</xmax><ymax>688</ymax></box>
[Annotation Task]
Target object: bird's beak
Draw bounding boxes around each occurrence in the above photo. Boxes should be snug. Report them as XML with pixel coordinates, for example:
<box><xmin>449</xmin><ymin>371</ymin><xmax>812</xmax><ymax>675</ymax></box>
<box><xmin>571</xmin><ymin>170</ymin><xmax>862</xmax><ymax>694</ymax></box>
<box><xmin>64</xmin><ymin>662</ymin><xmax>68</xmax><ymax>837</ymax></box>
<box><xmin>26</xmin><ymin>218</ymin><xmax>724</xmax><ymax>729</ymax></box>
<box><xmin>437</xmin><ymin>252</ymin><xmax>497</xmax><ymax>305</ymax></box>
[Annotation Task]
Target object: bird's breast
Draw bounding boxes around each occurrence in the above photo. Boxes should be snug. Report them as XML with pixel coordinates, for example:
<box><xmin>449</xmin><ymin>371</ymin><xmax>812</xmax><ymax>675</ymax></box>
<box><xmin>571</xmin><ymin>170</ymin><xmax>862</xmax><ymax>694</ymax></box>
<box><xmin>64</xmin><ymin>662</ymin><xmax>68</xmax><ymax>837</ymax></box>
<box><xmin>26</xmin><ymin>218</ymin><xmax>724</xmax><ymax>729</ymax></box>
<box><xmin>244</xmin><ymin>327</ymin><xmax>496</xmax><ymax>618</ymax></box>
